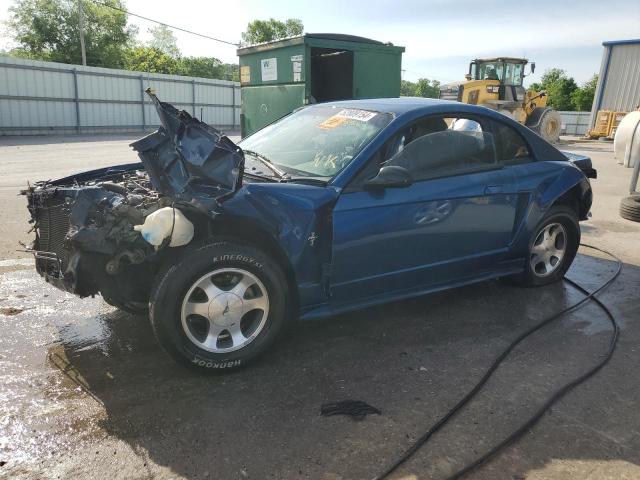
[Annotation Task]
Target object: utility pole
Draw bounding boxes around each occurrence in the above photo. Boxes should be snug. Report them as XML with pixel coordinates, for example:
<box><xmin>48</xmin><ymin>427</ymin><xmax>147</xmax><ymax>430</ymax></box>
<box><xmin>78</xmin><ymin>0</ymin><xmax>87</xmax><ymax>66</ymax></box>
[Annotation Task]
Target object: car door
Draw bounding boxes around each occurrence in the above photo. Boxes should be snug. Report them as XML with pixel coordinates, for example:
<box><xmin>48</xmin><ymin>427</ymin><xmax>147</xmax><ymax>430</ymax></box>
<box><xmin>330</xmin><ymin>114</ymin><xmax>519</xmax><ymax>304</ymax></box>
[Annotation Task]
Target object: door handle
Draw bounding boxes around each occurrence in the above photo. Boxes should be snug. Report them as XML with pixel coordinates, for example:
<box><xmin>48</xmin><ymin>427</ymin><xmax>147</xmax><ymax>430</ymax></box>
<box><xmin>484</xmin><ymin>185</ymin><xmax>503</xmax><ymax>194</ymax></box>
<box><xmin>484</xmin><ymin>185</ymin><xmax>502</xmax><ymax>195</ymax></box>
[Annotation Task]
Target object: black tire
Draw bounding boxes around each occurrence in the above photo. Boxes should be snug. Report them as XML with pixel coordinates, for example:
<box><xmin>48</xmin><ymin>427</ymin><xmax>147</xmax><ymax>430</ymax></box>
<box><xmin>103</xmin><ymin>295</ymin><xmax>149</xmax><ymax>315</ymax></box>
<box><xmin>531</xmin><ymin>109</ymin><xmax>562</xmax><ymax>144</ymax></box>
<box><xmin>149</xmin><ymin>240</ymin><xmax>289</xmax><ymax>372</ymax></box>
<box><xmin>508</xmin><ymin>205</ymin><xmax>580</xmax><ymax>286</ymax></box>
<box><xmin>620</xmin><ymin>195</ymin><xmax>640</xmax><ymax>223</ymax></box>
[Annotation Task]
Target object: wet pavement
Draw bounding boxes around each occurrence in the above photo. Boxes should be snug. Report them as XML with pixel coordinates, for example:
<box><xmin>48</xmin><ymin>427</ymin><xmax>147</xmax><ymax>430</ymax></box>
<box><xmin>1</xmin><ymin>137</ymin><xmax>640</xmax><ymax>480</ymax></box>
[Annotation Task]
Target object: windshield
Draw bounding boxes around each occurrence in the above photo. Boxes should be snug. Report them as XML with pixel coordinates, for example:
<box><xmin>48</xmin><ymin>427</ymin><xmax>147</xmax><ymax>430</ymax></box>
<box><xmin>502</xmin><ymin>63</ymin><xmax>524</xmax><ymax>85</ymax></box>
<box><xmin>477</xmin><ymin>62</ymin><xmax>504</xmax><ymax>81</ymax></box>
<box><xmin>238</xmin><ymin>105</ymin><xmax>392</xmax><ymax>178</ymax></box>
<box><xmin>476</xmin><ymin>61</ymin><xmax>525</xmax><ymax>85</ymax></box>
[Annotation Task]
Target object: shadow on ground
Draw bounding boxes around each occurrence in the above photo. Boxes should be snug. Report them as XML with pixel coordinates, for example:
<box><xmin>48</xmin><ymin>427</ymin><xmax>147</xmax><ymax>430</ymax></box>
<box><xmin>34</xmin><ymin>252</ymin><xmax>640</xmax><ymax>480</ymax></box>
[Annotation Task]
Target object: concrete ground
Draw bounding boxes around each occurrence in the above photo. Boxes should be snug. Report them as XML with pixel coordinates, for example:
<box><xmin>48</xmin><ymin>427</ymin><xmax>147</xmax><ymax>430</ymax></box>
<box><xmin>0</xmin><ymin>134</ymin><xmax>639</xmax><ymax>480</ymax></box>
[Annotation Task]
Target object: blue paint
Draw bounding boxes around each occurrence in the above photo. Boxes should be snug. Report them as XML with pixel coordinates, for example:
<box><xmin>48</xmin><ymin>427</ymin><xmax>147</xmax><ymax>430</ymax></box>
<box><xmin>33</xmin><ymin>97</ymin><xmax>595</xmax><ymax>322</ymax></box>
<box><xmin>199</xmin><ymin>99</ymin><xmax>593</xmax><ymax>320</ymax></box>
<box><xmin>602</xmin><ymin>39</ymin><xmax>640</xmax><ymax>46</ymax></box>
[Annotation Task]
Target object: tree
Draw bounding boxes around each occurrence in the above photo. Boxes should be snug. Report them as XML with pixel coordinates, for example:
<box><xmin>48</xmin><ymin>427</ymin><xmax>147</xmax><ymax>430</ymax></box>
<box><xmin>571</xmin><ymin>74</ymin><xmax>598</xmax><ymax>111</ymax></box>
<box><xmin>7</xmin><ymin>0</ymin><xmax>240</xmax><ymax>82</ymax></box>
<box><xmin>147</xmin><ymin>24</ymin><xmax>179</xmax><ymax>57</ymax></box>
<box><xmin>123</xmin><ymin>46</ymin><xmax>179</xmax><ymax>75</ymax></box>
<box><xmin>222</xmin><ymin>63</ymin><xmax>240</xmax><ymax>82</ymax></box>
<box><xmin>531</xmin><ymin>68</ymin><xmax>578</xmax><ymax>111</ymax></box>
<box><xmin>415</xmin><ymin>78</ymin><xmax>441</xmax><ymax>98</ymax></box>
<box><xmin>241</xmin><ymin>18</ymin><xmax>303</xmax><ymax>45</ymax></box>
<box><xmin>178</xmin><ymin>56</ymin><xmax>223</xmax><ymax>78</ymax></box>
<box><xmin>400</xmin><ymin>78</ymin><xmax>440</xmax><ymax>98</ymax></box>
<box><xmin>6</xmin><ymin>0</ymin><xmax>137</xmax><ymax>68</ymax></box>
<box><xmin>400</xmin><ymin>80</ymin><xmax>417</xmax><ymax>96</ymax></box>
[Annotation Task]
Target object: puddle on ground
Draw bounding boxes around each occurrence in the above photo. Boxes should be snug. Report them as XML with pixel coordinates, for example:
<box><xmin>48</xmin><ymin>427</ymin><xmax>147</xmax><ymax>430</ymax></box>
<box><xmin>0</xmin><ymin>251</ymin><xmax>630</xmax><ymax>475</ymax></box>
<box><xmin>0</xmin><ymin>269</ymin><xmax>113</xmax><ymax>468</ymax></box>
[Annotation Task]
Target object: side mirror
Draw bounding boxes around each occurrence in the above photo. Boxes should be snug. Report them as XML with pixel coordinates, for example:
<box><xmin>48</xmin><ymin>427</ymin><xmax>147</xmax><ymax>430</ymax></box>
<box><xmin>531</xmin><ymin>62</ymin><xmax>536</xmax><ymax>74</ymax></box>
<box><xmin>364</xmin><ymin>165</ymin><xmax>413</xmax><ymax>189</ymax></box>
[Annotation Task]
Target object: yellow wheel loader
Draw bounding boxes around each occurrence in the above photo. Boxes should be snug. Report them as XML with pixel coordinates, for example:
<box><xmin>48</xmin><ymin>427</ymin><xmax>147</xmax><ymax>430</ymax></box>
<box><xmin>439</xmin><ymin>57</ymin><xmax>562</xmax><ymax>143</ymax></box>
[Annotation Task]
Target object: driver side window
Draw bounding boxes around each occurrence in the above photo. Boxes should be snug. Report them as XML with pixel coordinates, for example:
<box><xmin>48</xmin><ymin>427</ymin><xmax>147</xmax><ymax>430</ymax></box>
<box><xmin>384</xmin><ymin>116</ymin><xmax>498</xmax><ymax>181</ymax></box>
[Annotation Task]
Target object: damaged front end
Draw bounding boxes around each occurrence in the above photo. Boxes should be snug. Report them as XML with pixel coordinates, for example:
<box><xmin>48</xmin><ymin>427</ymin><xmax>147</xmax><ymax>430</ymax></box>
<box><xmin>24</xmin><ymin>165</ymin><xmax>170</xmax><ymax>306</ymax></box>
<box><xmin>22</xmin><ymin>90</ymin><xmax>244</xmax><ymax>307</ymax></box>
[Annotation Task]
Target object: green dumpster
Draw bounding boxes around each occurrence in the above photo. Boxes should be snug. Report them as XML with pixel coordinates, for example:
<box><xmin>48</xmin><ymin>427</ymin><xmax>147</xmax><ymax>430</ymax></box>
<box><xmin>237</xmin><ymin>33</ymin><xmax>405</xmax><ymax>137</ymax></box>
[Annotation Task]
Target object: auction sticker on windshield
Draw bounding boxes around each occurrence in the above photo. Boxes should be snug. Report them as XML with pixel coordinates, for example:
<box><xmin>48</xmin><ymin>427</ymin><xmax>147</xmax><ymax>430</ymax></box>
<box><xmin>318</xmin><ymin>109</ymin><xmax>378</xmax><ymax>129</ymax></box>
<box><xmin>336</xmin><ymin>109</ymin><xmax>378</xmax><ymax>122</ymax></box>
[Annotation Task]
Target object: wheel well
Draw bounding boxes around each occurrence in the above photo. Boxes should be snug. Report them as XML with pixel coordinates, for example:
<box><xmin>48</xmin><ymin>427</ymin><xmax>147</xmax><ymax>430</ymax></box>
<box><xmin>552</xmin><ymin>183</ymin><xmax>590</xmax><ymax>220</ymax></box>
<box><xmin>189</xmin><ymin>212</ymin><xmax>300</xmax><ymax>311</ymax></box>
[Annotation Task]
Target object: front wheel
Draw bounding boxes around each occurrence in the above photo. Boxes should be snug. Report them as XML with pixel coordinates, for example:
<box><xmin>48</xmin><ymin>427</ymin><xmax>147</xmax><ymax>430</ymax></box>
<box><xmin>508</xmin><ymin>205</ymin><xmax>580</xmax><ymax>286</ymax></box>
<box><xmin>149</xmin><ymin>241</ymin><xmax>289</xmax><ymax>372</ymax></box>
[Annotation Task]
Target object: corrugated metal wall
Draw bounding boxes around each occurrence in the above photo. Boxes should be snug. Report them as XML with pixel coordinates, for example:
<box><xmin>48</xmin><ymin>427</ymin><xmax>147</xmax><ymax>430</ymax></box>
<box><xmin>589</xmin><ymin>41</ymin><xmax>640</xmax><ymax>129</ymax></box>
<box><xmin>559</xmin><ymin>111</ymin><xmax>591</xmax><ymax>136</ymax></box>
<box><xmin>0</xmin><ymin>55</ymin><xmax>240</xmax><ymax>136</ymax></box>
<box><xmin>600</xmin><ymin>44</ymin><xmax>640</xmax><ymax>111</ymax></box>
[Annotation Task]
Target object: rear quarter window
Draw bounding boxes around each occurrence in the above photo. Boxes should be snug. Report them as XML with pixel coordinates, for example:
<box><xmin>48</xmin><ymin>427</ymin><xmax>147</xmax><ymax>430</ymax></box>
<box><xmin>492</xmin><ymin>121</ymin><xmax>532</xmax><ymax>164</ymax></box>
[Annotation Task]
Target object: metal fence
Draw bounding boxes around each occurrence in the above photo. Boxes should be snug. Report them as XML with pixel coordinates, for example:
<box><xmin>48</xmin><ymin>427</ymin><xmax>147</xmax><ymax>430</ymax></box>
<box><xmin>0</xmin><ymin>55</ymin><xmax>240</xmax><ymax>136</ymax></box>
<box><xmin>558</xmin><ymin>111</ymin><xmax>591</xmax><ymax>136</ymax></box>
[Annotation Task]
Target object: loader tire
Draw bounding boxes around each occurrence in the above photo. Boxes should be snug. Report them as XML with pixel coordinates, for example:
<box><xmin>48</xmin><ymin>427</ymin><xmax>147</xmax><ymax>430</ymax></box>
<box><xmin>528</xmin><ymin>108</ymin><xmax>561</xmax><ymax>143</ymax></box>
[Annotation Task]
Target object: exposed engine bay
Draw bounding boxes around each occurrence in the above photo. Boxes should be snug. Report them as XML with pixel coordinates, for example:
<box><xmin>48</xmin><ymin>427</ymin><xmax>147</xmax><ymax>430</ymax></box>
<box><xmin>24</xmin><ymin>165</ymin><xmax>175</xmax><ymax>309</ymax></box>
<box><xmin>22</xmin><ymin>90</ymin><xmax>247</xmax><ymax>311</ymax></box>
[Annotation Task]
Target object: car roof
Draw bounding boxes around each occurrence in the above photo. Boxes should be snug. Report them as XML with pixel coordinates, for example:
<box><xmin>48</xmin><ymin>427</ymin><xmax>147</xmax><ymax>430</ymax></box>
<box><xmin>309</xmin><ymin>97</ymin><xmax>567</xmax><ymax>187</ymax></box>
<box><xmin>309</xmin><ymin>97</ymin><xmax>518</xmax><ymax>120</ymax></box>
<box><xmin>311</xmin><ymin>97</ymin><xmax>463</xmax><ymax>115</ymax></box>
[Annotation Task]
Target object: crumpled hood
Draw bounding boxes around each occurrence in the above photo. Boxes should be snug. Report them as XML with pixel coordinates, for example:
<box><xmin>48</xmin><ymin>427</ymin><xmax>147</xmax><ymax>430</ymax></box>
<box><xmin>130</xmin><ymin>90</ymin><xmax>243</xmax><ymax>211</ymax></box>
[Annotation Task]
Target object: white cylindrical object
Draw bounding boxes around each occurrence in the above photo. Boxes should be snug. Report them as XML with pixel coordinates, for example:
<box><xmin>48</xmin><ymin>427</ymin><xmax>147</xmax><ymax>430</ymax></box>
<box><xmin>614</xmin><ymin>111</ymin><xmax>640</xmax><ymax>167</ymax></box>
<box><xmin>134</xmin><ymin>207</ymin><xmax>194</xmax><ymax>248</ymax></box>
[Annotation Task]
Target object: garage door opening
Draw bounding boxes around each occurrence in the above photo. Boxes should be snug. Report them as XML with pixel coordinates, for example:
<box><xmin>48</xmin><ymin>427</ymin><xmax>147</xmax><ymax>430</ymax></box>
<box><xmin>310</xmin><ymin>48</ymin><xmax>354</xmax><ymax>102</ymax></box>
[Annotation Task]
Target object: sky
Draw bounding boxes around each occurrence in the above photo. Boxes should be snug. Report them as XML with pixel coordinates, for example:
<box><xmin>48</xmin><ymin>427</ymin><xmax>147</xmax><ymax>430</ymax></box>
<box><xmin>1</xmin><ymin>0</ymin><xmax>639</xmax><ymax>85</ymax></box>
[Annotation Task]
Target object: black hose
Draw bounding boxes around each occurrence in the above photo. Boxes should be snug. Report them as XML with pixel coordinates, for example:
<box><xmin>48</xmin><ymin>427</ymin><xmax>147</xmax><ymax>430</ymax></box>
<box><xmin>372</xmin><ymin>243</ymin><xmax>622</xmax><ymax>480</ymax></box>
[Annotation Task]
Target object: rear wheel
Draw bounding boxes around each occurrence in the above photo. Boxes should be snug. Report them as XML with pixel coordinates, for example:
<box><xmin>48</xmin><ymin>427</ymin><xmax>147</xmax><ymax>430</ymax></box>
<box><xmin>149</xmin><ymin>241</ymin><xmax>289</xmax><ymax>372</ymax></box>
<box><xmin>509</xmin><ymin>205</ymin><xmax>580</xmax><ymax>286</ymax></box>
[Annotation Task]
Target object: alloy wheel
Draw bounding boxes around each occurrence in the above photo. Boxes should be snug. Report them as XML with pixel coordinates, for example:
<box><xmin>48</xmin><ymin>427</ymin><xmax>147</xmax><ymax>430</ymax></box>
<box><xmin>530</xmin><ymin>222</ymin><xmax>567</xmax><ymax>277</ymax></box>
<box><xmin>180</xmin><ymin>268</ymin><xmax>269</xmax><ymax>353</ymax></box>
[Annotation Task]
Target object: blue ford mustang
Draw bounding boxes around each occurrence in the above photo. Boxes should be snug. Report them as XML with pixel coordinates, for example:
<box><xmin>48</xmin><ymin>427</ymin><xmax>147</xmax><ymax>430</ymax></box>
<box><xmin>24</xmin><ymin>92</ymin><xmax>595</xmax><ymax>370</ymax></box>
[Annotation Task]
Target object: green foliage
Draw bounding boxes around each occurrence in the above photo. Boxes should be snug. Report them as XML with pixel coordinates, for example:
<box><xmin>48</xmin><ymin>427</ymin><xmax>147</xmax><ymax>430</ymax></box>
<box><xmin>123</xmin><ymin>46</ymin><xmax>179</xmax><ymax>74</ymax></box>
<box><xmin>530</xmin><ymin>69</ymin><xmax>597</xmax><ymax>111</ymax></box>
<box><xmin>416</xmin><ymin>78</ymin><xmax>441</xmax><ymax>98</ymax></box>
<box><xmin>400</xmin><ymin>80</ymin><xmax>417</xmax><ymax>96</ymax></box>
<box><xmin>400</xmin><ymin>78</ymin><xmax>441</xmax><ymax>98</ymax></box>
<box><xmin>241</xmin><ymin>18</ymin><xmax>304</xmax><ymax>45</ymax></box>
<box><xmin>5</xmin><ymin>0</ymin><xmax>238</xmax><ymax>81</ymax></box>
<box><xmin>7</xmin><ymin>0</ymin><xmax>137</xmax><ymax>68</ymax></box>
<box><xmin>148</xmin><ymin>25</ymin><xmax>179</xmax><ymax>57</ymax></box>
<box><xmin>178</xmin><ymin>57</ymin><xmax>239</xmax><ymax>81</ymax></box>
<box><xmin>541</xmin><ymin>69</ymin><xmax>578</xmax><ymax>110</ymax></box>
<box><xmin>571</xmin><ymin>74</ymin><xmax>598</xmax><ymax>111</ymax></box>
<box><xmin>530</xmin><ymin>68</ymin><xmax>575</xmax><ymax>111</ymax></box>
<box><xmin>123</xmin><ymin>47</ymin><xmax>238</xmax><ymax>80</ymax></box>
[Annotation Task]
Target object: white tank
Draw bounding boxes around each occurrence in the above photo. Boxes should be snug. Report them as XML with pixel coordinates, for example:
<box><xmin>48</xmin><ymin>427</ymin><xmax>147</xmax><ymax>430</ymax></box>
<box><xmin>134</xmin><ymin>207</ymin><xmax>194</xmax><ymax>248</ymax></box>
<box><xmin>614</xmin><ymin>111</ymin><xmax>640</xmax><ymax>168</ymax></box>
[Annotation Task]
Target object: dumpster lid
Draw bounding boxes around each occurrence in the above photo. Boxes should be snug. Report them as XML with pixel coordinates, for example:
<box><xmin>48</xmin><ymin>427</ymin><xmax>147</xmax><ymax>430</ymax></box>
<box><xmin>304</xmin><ymin>33</ymin><xmax>384</xmax><ymax>45</ymax></box>
<box><xmin>237</xmin><ymin>33</ymin><xmax>398</xmax><ymax>54</ymax></box>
